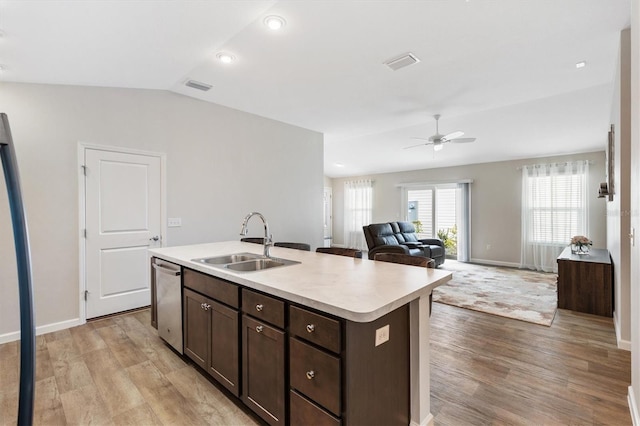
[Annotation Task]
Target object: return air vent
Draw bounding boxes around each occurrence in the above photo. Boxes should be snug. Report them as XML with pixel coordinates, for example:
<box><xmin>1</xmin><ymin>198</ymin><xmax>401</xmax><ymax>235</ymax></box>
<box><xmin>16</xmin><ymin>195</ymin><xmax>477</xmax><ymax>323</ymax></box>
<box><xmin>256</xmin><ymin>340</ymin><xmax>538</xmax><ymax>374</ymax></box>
<box><xmin>185</xmin><ymin>79</ymin><xmax>212</xmax><ymax>91</ymax></box>
<box><xmin>384</xmin><ymin>53</ymin><xmax>420</xmax><ymax>71</ymax></box>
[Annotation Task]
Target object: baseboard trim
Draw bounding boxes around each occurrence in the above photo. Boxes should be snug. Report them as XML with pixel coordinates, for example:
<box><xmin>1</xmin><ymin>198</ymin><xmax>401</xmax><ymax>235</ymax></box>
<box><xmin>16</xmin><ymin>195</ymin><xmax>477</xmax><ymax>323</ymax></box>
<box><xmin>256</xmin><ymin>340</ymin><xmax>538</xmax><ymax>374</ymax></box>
<box><xmin>614</xmin><ymin>310</ymin><xmax>632</xmax><ymax>351</ymax></box>
<box><xmin>410</xmin><ymin>413</ymin><xmax>434</xmax><ymax>426</ymax></box>
<box><xmin>468</xmin><ymin>258</ymin><xmax>521</xmax><ymax>268</ymax></box>
<box><xmin>629</xmin><ymin>386</ymin><xmax>640</xmax><ymax>426</ymax></box>
<box><xmin>0</xmin><ymin>317</ymin><xmax>84</xmax><ymax>344</ymax></box>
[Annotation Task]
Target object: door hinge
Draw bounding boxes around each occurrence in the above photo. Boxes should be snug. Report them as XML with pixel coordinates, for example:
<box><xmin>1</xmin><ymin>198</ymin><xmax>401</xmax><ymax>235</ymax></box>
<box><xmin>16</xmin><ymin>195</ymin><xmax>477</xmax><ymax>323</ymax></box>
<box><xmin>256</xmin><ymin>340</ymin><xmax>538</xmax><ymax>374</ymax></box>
<box><xmin>81</xmin><ymin>165</ymin><xmax>87</xmax><ymax>176</ymax></box>
<box><xmin>83</xmin><ymin>229</ymin><xmax>87</xmax><ymax>238</ymax></box>
<box><xmin>84</xmin><ymin>290</ymin><xmax>89</xmax><ymax>301</ymax></box>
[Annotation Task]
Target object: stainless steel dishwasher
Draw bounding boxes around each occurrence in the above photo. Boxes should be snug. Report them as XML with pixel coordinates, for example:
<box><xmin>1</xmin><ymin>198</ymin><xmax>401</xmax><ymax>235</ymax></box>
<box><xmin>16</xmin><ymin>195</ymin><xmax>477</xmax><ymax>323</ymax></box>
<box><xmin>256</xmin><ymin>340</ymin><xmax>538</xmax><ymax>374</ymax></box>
<box><xmin>152</xmin><ymin>258</ymin><xmax>183</xmax><ymax>354</ymax></box>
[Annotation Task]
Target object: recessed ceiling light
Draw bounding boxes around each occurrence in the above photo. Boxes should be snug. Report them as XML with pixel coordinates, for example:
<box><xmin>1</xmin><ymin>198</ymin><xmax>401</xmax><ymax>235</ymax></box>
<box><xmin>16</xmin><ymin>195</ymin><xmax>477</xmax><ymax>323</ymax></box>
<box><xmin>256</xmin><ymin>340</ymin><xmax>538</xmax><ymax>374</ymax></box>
<box><xmin>264</xmin><ymin>15</ymin><xmax>286</xmax><ymax>30</ymax></box>
<box><xmin>576</xmin><ymin>61</ymin><xmax>587</xmax><ymax>69</ymax></box>
<box><xmin>216</xmin><ymin>52</ymin><xmax>235</xmax><ymax>64</ymax></box>
<box><xmin>334</xmin><ymin>163</ymin><xmax>345</xmax><ymax>168</ymax></box>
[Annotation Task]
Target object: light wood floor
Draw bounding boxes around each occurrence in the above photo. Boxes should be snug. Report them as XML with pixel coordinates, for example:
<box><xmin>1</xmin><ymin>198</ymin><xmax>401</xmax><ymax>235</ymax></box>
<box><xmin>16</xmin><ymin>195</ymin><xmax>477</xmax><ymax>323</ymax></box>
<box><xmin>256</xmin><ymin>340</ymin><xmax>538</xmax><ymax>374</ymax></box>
<box><xmin>0</xmin><ymin>304</ymin><xmax>631</xmax><ymax>425</ymax></box>
<box><xmin>431</xmin><ymin>303</ymin><xmax>631</xmax><ymax>425</ymax></box>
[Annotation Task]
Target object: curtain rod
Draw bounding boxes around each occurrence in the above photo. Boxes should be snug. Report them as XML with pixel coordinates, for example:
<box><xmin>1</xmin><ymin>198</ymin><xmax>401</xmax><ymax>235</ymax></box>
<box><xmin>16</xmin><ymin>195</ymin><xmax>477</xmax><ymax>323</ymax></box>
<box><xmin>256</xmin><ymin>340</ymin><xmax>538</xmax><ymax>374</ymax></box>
<box><xmin>516</xmin><ymin>160</ymin><xmax>594</xmax><ymax>170</ymax></box>
<box><xmin>395</xmin><ymin>179</ymin><xmax>473</xmax><ymax>188</ymax></box>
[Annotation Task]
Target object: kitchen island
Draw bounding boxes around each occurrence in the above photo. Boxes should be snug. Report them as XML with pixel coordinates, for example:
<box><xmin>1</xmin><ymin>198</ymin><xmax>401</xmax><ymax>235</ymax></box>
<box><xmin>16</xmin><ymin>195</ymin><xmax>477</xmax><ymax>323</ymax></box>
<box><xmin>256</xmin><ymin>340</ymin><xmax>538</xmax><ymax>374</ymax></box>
<box><xmin>150</xmin><ymin>241</ymin><xmax>451</xmax><ymax>426</ymax></box>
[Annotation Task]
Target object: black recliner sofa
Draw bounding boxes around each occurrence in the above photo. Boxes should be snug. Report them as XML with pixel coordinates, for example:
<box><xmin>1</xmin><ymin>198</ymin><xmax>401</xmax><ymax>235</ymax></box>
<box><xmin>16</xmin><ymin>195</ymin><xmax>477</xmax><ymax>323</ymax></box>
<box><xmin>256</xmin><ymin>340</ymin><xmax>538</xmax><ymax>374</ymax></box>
<box><xmin>362</xmin><ymin>221</ymin><xmax>446</xmax><ymax>267</ymax></box>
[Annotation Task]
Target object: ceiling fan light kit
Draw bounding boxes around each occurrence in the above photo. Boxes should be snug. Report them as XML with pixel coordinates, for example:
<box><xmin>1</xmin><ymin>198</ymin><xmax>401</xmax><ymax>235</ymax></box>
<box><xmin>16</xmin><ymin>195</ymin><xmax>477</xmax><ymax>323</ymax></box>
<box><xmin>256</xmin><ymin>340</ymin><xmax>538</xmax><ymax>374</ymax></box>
<box><xmin>406</xmin><ymin>114</ymin><xmax>477</xmax><ymax>152</ymax></box>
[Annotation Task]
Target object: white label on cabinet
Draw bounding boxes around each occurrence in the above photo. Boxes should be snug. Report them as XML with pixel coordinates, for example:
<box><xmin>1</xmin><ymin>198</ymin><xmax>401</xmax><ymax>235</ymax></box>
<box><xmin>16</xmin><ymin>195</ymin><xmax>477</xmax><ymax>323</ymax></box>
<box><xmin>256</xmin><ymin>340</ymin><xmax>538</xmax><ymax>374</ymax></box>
<box><xmin>375</xmin><ymin>324</ymin><xmax>390</xmax><ymax>347</ymax></box>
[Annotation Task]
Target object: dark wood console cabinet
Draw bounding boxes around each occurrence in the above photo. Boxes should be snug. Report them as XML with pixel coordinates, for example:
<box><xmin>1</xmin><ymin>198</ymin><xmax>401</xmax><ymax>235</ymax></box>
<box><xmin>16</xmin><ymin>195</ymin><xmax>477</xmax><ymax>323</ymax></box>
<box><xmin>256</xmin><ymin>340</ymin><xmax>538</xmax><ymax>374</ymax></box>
<box><xmin>556</xmin><ymin>247</ymin><xmax>613</xmax><ymax>317</ymax></box>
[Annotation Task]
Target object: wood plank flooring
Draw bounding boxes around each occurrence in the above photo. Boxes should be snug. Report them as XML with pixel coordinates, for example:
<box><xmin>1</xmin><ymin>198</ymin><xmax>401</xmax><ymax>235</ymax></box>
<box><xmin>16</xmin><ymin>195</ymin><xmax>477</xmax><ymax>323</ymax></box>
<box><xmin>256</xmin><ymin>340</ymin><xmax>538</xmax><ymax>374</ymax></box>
<box><xmin>0</xmin><ymin>303</ymin><xmax>631</xmax><ymax>425</ymax></box>
<box><xmin>431</xmin><ymin>303</ymin><xmax>631</xmax><ymax>425</ymax></box>
<box><xmin>0</xmin><ymin>310</ymin><xmax>259</xmax><ymax>426</ymax></box>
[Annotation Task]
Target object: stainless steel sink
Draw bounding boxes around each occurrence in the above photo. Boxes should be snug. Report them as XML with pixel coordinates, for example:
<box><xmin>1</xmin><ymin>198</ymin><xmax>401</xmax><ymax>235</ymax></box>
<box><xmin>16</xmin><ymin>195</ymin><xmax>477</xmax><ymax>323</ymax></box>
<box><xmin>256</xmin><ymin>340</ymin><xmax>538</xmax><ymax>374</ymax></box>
<box><xmin>191</xmin><ymin>253</ymin><xmax>299</xmax><ymax>273</ymax></box>
<box><xmin>225</xmin><ymin>258</ymin><xmax>286</xmax><ymax>271</ymax></box>
<box><xmin>193</xmin><ymin>253</ymin><xmax>262</xmax><ymax>265</ymax></box>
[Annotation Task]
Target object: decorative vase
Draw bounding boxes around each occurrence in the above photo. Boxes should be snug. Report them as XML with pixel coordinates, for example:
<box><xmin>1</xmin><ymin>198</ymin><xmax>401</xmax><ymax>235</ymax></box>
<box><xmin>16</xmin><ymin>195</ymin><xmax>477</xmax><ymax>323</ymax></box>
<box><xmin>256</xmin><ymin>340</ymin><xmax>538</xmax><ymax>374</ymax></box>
<box><xmin>571</xmin><ymin>243</ymin><xmax>590</xmax><ymax>254</ymax></box>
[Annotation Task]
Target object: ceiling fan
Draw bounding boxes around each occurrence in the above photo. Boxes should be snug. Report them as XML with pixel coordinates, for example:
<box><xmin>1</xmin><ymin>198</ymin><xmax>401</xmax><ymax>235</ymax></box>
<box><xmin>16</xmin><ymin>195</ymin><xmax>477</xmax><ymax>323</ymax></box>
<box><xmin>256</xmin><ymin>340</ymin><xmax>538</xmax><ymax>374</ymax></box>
<box><xmin>406</xmin><ymin>114</ymin><xmax>476</xmax><ymax>151</ymax></box>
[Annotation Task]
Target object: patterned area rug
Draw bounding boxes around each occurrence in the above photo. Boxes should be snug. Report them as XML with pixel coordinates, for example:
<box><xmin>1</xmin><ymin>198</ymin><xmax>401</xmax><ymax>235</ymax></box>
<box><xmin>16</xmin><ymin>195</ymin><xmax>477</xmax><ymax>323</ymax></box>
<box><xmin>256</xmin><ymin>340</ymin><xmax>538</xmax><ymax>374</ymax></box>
<box><xmin>432</xmin><ymin>260</ymin><xmax>558</xmax><ymax>326</ymax></box>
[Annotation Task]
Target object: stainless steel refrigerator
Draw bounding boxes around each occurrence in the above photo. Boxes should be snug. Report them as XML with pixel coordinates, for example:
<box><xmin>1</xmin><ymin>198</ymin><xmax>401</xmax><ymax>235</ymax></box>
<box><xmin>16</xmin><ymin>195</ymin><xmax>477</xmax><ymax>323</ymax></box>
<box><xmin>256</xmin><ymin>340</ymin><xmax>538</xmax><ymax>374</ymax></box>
<box><xmin>1</xmin><ymin>113</ymin><xmax>35</xmax><ymax>425</ymax></box>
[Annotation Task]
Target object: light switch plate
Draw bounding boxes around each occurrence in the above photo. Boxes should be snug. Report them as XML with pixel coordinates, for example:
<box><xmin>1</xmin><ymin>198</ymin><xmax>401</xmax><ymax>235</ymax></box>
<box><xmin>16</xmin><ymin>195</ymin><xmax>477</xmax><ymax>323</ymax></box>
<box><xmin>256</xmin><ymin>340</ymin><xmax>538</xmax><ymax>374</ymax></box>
<box><xmin>168</xmin><ymin>217</ymin><xmax>182</xmax><ymax>227</ymax></box>
<box><xmin>375</xmin><ymin>324</ymin><xmax>390</xmax><ymax>347</ymax></box>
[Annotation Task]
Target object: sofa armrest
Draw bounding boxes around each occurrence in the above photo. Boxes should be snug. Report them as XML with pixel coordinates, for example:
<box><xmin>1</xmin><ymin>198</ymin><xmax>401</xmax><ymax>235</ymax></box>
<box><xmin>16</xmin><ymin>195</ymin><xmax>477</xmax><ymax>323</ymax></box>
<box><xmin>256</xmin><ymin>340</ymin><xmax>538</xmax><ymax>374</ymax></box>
<box><xmin>368</xmin><ymin>245</ymin><xmax>410</xmax><ymax>260</ymax></box>
<box><xmin>400</xmin><ymin>241</ymin><xmax>423</xmax><ymax>249</ymax></box>
<box><xmin>418</xmin><ymin>238</ymin><xmax>444</xmax><ymax>248</ymax></box>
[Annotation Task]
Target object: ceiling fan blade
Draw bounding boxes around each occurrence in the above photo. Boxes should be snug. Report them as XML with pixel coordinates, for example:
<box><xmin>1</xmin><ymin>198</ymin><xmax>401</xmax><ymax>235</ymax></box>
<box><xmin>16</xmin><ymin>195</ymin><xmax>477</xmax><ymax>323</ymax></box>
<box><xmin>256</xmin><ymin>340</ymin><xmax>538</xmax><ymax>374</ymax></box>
<box><xmin>404</xmin><ymin>142</ymin><xmax>431</xmax><ymax>149</ymax></box>
<box><xmin>410</xmin><ymin>137</ymin><xmax>430</xmax><ymax>141</ymax></box>
<box><xmin>449</xmin><ymin>137</ymin><xmax>476</xmax><ymax>143</ymax></box>
<box><xmin>442</xmin><ymin>131</ymin><xmax>464</xmax><ymax>140</ymax></box>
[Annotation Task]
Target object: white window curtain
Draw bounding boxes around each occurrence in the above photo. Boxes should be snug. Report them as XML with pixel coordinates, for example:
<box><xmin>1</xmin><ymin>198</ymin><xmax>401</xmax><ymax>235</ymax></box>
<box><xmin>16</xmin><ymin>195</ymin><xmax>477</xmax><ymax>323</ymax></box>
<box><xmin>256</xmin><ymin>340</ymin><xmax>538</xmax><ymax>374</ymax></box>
<box><xmin>520</xmin><ymin>161</ymin><xmax>589</xmax><ymax>272</ymax></box>
<box><xmin>344</xmin><ymin>179</ymin><xmax>373</xmax><ymax>251</ymax></box>
<box><xmin>456</xmin><ymin>182</ymin><xmax>471</xmax><ymax>262</ymax></box>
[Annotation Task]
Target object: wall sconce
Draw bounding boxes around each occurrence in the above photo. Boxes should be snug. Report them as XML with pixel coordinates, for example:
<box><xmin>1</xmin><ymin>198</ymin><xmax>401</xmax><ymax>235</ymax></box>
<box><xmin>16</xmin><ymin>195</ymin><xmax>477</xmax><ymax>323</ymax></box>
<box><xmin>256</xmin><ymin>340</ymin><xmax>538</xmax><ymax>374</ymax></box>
<box><xmin>598</xmin><ymin>182</ymin><xmax>611</xmax><ymax>200</ymax></box>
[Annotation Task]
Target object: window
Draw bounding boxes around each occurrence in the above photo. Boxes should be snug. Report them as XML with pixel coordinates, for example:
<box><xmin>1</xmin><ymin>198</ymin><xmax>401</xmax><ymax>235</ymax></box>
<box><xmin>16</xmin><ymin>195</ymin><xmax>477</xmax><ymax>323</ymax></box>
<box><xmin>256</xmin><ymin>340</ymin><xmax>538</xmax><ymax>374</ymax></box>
<box><xmin>527</xmin><ymin>174</ymin><xmax>585</xmax><ymax>244</ymax></box>
<box><xmin>521</xmin><ymin>161</ymin><xmax>589</xmax><ymax>272</ymax></box>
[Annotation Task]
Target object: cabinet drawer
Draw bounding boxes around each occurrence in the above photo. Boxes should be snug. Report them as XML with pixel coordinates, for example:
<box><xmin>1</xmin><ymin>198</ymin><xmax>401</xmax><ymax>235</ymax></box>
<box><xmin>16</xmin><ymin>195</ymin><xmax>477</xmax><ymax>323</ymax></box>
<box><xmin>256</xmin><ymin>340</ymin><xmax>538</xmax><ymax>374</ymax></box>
<box><xmin>242</xmin><ymin>289</ymin><xmax>285</xmax><ymax>329</ymax></box>
<box><xmin>290</xmin><ymin>390</ymin><xmax>341</xmax><ymax>426</ymax></box>
<box><xmin>290</xmin><ymin>338</ymin><xmax>341</xmax><ymax>416</ymax></box>
<box><xmin>184</xmin><ymin>268</ymin><xmax>239</xmax><ymax>308</ymax></box>
<box><xmin>290</xmin><ymin>306</ymin><xmax>341</xmax><ymax>354</ymax></box>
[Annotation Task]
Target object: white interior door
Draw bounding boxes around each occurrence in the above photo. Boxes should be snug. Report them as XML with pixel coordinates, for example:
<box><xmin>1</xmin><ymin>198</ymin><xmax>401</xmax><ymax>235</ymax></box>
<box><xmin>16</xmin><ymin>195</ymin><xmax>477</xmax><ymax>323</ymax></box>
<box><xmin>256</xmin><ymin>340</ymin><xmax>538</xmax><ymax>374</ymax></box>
<box><xmin>84</xmin><ymin>148</ymin><xmax>162</xmax><ymax>319</ymax></box>
<box><xmin>323</xmin><ymin>187</ymin><xmax>332</xmax><ymax>247</ymax></box>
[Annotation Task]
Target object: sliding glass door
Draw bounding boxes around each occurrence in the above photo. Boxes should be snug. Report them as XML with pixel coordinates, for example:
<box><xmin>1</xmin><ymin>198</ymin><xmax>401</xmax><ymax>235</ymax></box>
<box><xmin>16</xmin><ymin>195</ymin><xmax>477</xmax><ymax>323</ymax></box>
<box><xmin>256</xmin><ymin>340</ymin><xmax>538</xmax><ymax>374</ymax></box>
<box><xmin>403</xmin><ymin>182</ymin><xmax>471</xmax><ymax>261</ymax></box>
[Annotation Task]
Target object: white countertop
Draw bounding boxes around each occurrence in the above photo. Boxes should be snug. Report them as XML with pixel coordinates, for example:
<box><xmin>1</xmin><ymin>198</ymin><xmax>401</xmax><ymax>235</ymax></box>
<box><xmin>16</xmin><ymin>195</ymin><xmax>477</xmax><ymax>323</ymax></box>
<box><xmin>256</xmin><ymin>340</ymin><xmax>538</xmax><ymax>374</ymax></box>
<box><xmin>150</xmin><ymin>241</ymin><xmax>451</xmax><ymax>322</ymax></box>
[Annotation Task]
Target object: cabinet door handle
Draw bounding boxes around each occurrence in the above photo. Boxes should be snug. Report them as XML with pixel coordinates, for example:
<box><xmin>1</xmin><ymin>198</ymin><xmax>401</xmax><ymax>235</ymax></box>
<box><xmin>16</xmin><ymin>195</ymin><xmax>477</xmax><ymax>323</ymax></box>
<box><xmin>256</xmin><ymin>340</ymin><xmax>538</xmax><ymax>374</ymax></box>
<box><xmin>256</xmin><ymin>325</ymin><xmax>264</xmax><ymax>333</ymax></box>
<box><xmin>306</xmin><ymin>370</ymin><xmax>315</xmax><ymax>380</ymax></box>
<box><xmin>255</xmin><ymin>304</ymin><xmax>264</xmax><ymax>312</ymax></box>
<box><xmin>306</xmin><ymin>324</ymin><xmax>315</xmax><ymax>333</ymax></box>
<box><xmin>200</xmin><ymin>303</ymin><xmax>205</xmax><ymax>310</ymax></box>
<box><xmin>204</xmin><ymin>303</ymin><xmax>211</xmax><ymax>311</ymax></box>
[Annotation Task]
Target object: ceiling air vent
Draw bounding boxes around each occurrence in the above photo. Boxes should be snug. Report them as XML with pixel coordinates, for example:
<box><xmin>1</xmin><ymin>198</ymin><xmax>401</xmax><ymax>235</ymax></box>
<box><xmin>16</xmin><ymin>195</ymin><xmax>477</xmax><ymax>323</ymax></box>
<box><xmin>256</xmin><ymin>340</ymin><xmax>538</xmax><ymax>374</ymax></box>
<box><xmin>384</xmin><ymin>53</ymin><xmax>420</xmax><ymax>71</ymax></box>
<box><xmin>185</xmin><ymin>79</ymin><xmax>212</xmax><ymax>91</ymax></box>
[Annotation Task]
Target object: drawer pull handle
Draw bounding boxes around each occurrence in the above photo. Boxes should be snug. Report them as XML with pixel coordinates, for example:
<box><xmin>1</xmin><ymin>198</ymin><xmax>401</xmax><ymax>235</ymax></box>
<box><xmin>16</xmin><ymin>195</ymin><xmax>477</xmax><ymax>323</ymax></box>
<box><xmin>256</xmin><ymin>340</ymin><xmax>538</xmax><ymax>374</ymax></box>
<box><xmin>306</xmin><ymin>324</ymin><xmax>315</xmax><ymax>333</ymax></box>
<box><xmin>306</xmin><ymin>370</ymin><xmax>315</xmax><ymax>380</ymax></box>
<box><xmin>255</xmin><ymin>304</ymin><xmax>264</xmax><ymax>312</ymax></box>
<box><xmin>256</xmin><ymin>325</ymin><xmax>264</xmax><ymax>333</ymax></box>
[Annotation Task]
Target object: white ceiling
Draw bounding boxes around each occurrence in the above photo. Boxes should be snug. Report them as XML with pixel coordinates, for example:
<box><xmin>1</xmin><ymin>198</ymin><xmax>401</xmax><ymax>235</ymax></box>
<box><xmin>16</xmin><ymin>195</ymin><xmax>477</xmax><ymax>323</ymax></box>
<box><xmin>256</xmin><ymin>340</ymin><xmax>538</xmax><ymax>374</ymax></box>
<box><xmin>0</xmin><ymin>1</ymin><xmax>631</xmax><ymax>177</ymax></box>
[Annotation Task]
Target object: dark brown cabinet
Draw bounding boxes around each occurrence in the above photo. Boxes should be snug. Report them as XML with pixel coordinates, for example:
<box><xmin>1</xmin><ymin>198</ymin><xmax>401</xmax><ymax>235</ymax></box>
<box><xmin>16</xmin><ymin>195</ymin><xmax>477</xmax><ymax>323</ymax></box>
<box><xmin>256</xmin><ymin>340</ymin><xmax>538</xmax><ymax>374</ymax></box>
<box><xmin>289</xmin><ymin>304</ymin><xmax>409</xmax><ymax>426</ymax></box>
<box><xmin>183</xmin><ymin>269</ymin><xmax>240</xmax><ymax>396</ymax></box>
<box><xmin>176</xmin><ymin>266</ymin><xmax>411</xmax><ymax>425</ymax></box>
<box><xmin>557</xmin><ymin>247</ymin><xmax>613</xmax><ymax>317</ymax></box>
<box><xmin>241</xmin><ymin>290</ymin><xmax>286</xmax><ymax>426</ymax></box>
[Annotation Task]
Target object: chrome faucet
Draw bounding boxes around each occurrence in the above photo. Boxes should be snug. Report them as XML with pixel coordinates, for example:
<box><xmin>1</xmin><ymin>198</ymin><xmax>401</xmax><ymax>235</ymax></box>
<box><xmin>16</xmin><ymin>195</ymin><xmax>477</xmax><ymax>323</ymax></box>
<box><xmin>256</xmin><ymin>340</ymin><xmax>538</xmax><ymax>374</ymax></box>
<box><xmin>240</xmin><ymin>212</ymin><xmax>273</xmax><ymax>257</ymax></box>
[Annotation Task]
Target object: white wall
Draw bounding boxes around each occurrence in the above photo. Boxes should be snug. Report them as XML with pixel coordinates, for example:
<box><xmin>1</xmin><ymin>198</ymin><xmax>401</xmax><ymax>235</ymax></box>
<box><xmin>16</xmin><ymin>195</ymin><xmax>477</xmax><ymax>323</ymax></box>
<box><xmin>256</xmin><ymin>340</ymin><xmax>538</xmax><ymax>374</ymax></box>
<box><xmin>0</xmin><ymin>82</ymin><xmax>324</xmax><ymax>337</ymax></box>
<box><xmin>331</xmin><ymin>152</ymin><xmax>606</xmax><ymax>267</ymax></box>
<box><xmin>628</xmin><ymin>0</ymin><xmax>640</xmax><ymax>421</ymax></box>
<box><xmin>608</xmin><ymin>29</ymin><xmax>632</xmax><ymax>349</ymax></box>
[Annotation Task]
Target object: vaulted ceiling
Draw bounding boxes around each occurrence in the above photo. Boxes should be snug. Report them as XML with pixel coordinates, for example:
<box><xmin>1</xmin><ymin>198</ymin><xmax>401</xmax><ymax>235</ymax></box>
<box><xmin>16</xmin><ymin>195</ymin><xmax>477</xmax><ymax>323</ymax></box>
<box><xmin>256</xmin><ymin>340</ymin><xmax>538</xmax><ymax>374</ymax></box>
<box><xmin>0</xmin><ymin>1</ymin><xmax>631</xmax><ymax>177</ymax></box>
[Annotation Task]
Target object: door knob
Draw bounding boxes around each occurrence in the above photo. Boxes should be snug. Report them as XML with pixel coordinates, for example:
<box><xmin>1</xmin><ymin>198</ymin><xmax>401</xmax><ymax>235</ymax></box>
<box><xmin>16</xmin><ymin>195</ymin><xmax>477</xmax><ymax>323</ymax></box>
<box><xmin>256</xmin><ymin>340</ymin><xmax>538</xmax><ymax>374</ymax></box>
<box><xmin>149</xmin><ymin>235</ymin><xmax>161</xmax><ymax>242</ymax></box>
